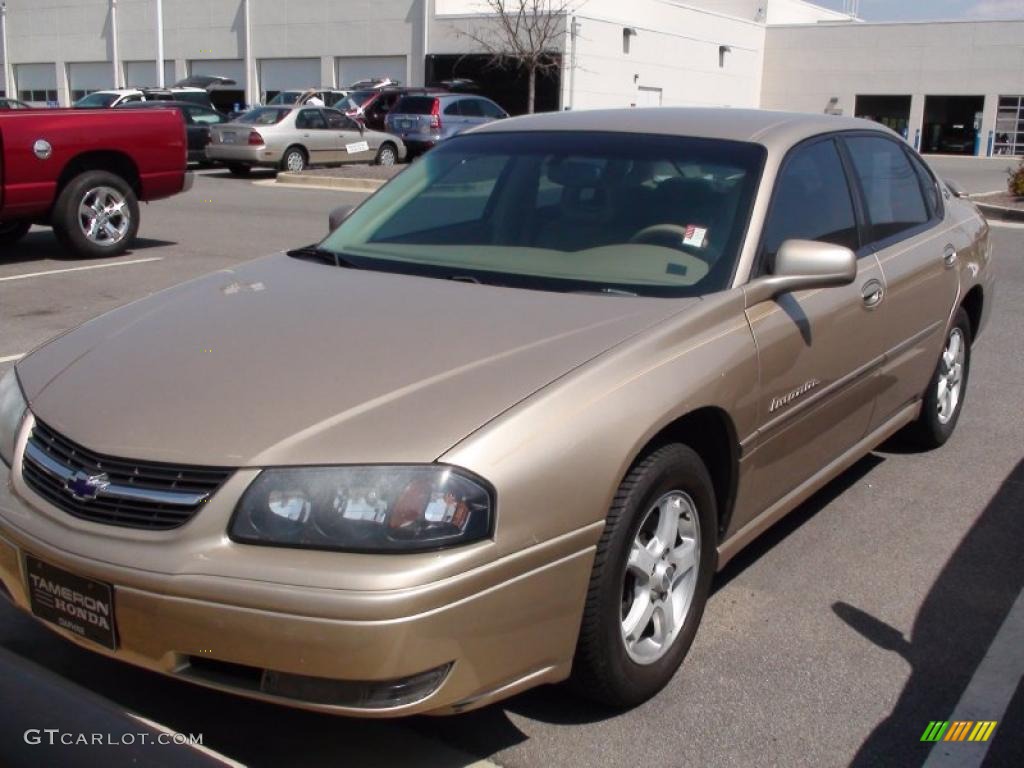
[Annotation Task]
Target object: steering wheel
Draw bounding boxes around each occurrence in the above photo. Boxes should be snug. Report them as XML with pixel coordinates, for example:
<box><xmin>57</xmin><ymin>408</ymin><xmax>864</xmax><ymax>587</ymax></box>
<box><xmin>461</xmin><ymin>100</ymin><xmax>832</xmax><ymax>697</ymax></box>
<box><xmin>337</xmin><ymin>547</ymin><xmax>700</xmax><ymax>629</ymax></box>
<box><xmin>629</xmin><ymin>224</ymin><xmax>711</xmax><ymax>262</ymax></box>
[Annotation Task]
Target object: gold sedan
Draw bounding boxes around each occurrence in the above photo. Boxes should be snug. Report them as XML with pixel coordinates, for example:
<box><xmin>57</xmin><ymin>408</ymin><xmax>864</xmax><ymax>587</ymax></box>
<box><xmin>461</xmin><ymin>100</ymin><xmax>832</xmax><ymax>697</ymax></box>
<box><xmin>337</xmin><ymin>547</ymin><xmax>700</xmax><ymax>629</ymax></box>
<box><xmin>0</xmin><ymin>108</ymin><xmax>992</xmax><ymax>716</ymax></box>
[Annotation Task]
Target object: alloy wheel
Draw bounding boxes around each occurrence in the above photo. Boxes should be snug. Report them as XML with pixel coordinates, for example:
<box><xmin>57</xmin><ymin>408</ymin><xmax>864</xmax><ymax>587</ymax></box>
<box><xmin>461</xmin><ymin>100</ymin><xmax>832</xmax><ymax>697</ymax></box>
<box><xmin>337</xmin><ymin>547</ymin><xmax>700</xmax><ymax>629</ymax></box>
<box><xmin>937</xmin><ymin>327</ymin><xmax>966</xmax><ymax>425</ymax></box>
<box><xmin>620</xmin><ymin>490</ymin><xmax>701</xmax><ymax>665</ymax></box>
<box><xmin>78</xmin><ymin>186</ymin><xmax>130</xmax><ymax>247</ymax></box>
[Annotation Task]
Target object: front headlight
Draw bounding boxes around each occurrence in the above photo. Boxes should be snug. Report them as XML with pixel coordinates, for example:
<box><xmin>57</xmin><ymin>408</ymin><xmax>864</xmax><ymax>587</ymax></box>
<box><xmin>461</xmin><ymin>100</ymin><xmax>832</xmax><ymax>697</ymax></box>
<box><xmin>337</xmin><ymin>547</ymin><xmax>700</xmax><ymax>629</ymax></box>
<box><xmin>0</xmin><ymin>367</ymin><xmax>28</xmax><ymax>467</ymax></box>
<box><xmin>230</xmin><ymin>465</ymin><xmax>493</xmax><ymax>553</ymax></box>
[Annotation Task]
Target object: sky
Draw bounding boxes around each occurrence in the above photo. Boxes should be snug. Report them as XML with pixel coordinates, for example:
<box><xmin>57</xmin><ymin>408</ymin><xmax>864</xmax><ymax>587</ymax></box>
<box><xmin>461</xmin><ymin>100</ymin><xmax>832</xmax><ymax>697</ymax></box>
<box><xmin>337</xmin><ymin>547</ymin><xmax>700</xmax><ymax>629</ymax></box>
<box><xmin>815</xmin><ymin>0</ymin><xmax>1024</xmax><ymax>21</ymax></box>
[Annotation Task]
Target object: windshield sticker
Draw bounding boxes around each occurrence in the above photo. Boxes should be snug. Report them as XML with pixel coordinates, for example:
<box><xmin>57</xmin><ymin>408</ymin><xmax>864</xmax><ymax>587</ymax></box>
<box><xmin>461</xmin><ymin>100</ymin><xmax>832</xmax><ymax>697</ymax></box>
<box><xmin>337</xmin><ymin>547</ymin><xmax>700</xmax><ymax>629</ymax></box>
<box><xmin>345</xmin><ymin>141</ymin><xmax>370</xmax><ymax>154</ymax></box>
<box><xmin>683</xmin><ymin>225</ymin><xmax>708</xmax><ymax>249</ymax></box>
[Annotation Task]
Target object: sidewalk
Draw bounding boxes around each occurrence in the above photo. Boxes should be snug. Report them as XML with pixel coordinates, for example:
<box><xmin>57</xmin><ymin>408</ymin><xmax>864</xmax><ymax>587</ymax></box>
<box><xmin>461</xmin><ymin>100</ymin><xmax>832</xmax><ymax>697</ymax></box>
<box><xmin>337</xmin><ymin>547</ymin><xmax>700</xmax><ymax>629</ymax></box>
<box><xmin>276</xmin><ymin>165</ymin><xmax>404</xmax><ymax>192</ymax></box>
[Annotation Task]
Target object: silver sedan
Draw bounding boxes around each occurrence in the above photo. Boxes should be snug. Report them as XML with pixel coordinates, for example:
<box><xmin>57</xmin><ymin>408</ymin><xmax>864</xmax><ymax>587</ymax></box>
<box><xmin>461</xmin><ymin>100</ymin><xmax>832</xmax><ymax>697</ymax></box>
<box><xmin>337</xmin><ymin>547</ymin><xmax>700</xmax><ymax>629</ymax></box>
<box><xmin>207</xmin><ymin>106</ymin><xmax>406</xmax><ymax>176</ymax></box>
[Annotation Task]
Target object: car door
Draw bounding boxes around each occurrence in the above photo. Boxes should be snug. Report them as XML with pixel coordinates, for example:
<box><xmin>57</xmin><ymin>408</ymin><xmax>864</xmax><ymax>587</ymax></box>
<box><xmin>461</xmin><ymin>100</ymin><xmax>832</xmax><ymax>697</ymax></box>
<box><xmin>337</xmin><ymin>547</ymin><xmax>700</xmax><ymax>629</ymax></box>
<box><xmin>839</xmin><ymin>134</ymin><xmax>963</xmax><ymax>432</ymax></box>
<box><xmin>458</xmin><ymin>98</ymin><xmax>489</xmax><ymax>131</ymax></box>
<box><xmin>294</xmin><ymin>108</ymin><xmax>334</xmax><ymax>164</ymax></box>
<box><xmin>443</xmin><ymin>99</ymin><xmax>469</xmax><ymax>137</ymax></box>
<box><xmin>325</xmin><ymin>109</ymin><xmax>374</xmax><ymax>164</ymax></box>
<box><xmin>742</xmin><ymin>136</ymin><xmax>892</xmax><ymax>515</ymax></box>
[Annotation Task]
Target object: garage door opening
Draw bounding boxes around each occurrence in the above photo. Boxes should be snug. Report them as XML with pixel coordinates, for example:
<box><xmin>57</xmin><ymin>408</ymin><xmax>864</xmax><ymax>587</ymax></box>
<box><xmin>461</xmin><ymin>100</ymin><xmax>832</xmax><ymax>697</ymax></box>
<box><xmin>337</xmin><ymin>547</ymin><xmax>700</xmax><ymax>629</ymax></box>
<box><xmin>923</xmin><ymin>95</ymin><xmax>985</xmax><ymax>155</ymax></box>
<box><xmin>855</xmin><ymin>95</ymin><xmax>911</xmax><ymax>138</ymax></box>
<box><xmin>425</xmin><ymin>54</ymin><xmax>561</xmax><ymax>116</ymax></box>
<box><xmin>189</xmin><ymin>60</ymin><xmax>246</xmax><ymax>113</ymax></box>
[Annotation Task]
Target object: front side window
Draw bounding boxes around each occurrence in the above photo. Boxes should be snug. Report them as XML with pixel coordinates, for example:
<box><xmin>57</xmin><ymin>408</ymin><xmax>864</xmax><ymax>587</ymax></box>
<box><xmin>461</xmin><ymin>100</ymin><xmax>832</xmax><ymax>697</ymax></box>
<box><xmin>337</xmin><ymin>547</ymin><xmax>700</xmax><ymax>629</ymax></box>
<box><xmin>844</xmin><ymin>135</ymin><xmax>930</xmax><ymax>244</ymax></box>
<box><xmin>905</xmin><ymin>149</ymin><xmax>942</xmax><ymax>218</ymax></box>
<box><xmin>479</xmin><ymin>99</ymin><xmax>506</xmax><ymax>119</ymax></box>
<box><xmin>321</xmin><ymin>131</ymin><xmax>765</xmax><ymax>297</ymax></box>
<box><xmin>460</xmin><ymin>99</ymin><xmax>484</xmax><ymax>117</ymax></box>
<box><xmin>761</xmin><ymin>138</ymin><xmax>859</xmax><ymax>270</ymax></box>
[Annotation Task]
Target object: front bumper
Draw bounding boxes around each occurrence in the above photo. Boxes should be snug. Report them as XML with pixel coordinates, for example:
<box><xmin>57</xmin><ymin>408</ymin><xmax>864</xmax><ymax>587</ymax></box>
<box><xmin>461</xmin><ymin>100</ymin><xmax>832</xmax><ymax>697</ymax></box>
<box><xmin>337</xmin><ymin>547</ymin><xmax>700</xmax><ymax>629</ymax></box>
<box><xmin>0</xmin><ymin>422</ymin><xmax>594</xmax><ymax>716</ymax></box>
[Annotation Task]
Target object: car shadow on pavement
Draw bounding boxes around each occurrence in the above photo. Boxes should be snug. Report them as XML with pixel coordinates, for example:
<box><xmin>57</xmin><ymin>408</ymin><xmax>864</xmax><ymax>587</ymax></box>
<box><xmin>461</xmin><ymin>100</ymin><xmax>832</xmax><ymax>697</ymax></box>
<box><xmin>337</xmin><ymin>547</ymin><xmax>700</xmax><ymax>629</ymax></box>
<box><xmin>0</xmin><ymin>233</ymin><xmax>177</xmax><ymax>265</ymax></box>
<box><xmin>837</xmin><ymin>457</ymin><xmax>1024</xmax><ymax>767</ymax></box>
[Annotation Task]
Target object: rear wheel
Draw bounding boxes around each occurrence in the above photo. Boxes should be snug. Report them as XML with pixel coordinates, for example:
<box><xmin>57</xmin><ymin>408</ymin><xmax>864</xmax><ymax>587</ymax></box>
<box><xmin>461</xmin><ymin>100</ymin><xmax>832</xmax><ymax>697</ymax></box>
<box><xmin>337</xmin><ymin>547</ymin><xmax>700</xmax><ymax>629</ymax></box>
<box><xmin>0</xmin><ymin>220</ymin><xmax>31</xmax><ymax>247</ymax></box>
<box><xmin>904</xmin><ymin>307</ymin><xmax>972</xmax><ymax>449</ymax></box>
<box><xmin>227</xmin><ymin>164</ymin><xmax>251</xmax><ymax>177</ymax></box>
<box><xmin>375</xmin><ymin>143</ymin><xmax>398</xmax><ymax>166</ymax></box>
<box><xmin>572</xmin><ymin>444</ymin><xmax>716</xmax><ymax>708</ymax></box>
<box><xmin>280</xmin><ymin>146</ymin><xmax>307</xmax><ymax>173</ymax></box>
<box><xmin>51</xmin><ymin>171</ymin><xmax>139</xmax><ymax>258</ymax></box>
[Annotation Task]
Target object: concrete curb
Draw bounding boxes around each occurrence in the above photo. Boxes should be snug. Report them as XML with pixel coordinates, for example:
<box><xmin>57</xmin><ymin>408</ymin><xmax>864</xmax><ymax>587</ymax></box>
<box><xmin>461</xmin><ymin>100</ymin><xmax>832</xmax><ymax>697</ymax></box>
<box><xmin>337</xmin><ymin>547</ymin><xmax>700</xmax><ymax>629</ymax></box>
<box><xmin>276</xmin><ymin>173</ymin><xmax>386</xmax><ymax>191</ymax></box>
<box><xmin>974</xmin><ymin>201</ymin><xmax>1024</xmax><ymax>223</ymax></box>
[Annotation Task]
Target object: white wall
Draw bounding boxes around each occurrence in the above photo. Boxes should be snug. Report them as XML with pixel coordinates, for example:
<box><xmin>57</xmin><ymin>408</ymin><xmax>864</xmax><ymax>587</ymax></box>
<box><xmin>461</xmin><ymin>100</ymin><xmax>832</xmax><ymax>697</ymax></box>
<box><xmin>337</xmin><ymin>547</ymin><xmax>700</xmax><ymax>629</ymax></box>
<box><xmin>566</xmin><ymin>0</ymin><xmax>766</xmax><ymax>110</ymax></box>
<box><xmin>762</xmin><ymin>20</ymin><xmax>1024</xmax><ymax>152</ymax></box>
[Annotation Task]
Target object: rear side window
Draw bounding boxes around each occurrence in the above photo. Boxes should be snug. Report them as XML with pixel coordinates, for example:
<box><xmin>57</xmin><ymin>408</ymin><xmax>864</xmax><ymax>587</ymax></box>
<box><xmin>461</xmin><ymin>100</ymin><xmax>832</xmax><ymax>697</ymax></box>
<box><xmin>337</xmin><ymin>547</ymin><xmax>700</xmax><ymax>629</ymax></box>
<box><xmin>237</xmin><ymin>108</ymin><xmax>290</xmax><ymax>125</ymax></box>
<box><xmin>459</xmin><ymin>99</ymin><xmax>484</xmax><ymax>117</ymax></box>
<box><xmin>396</xmin><ymin>97</ymin><xmax>438</xmax><ymax>115</ymax></box>
<box><xmin>296</xmin><ymin>109</ymin><xmax>327</xmax><ymax>129</ymax></box>
<box><xmin>443</xmin><ymin>100</ymin><xmax>461</xmax><ymax>116</ymax></box>
<box><xmin>844</xmin><ymin>135</ymin><xmax>930</xmax><ymax>244</ymax></box>
<box><xmin>761</xmin><ymin>139</ymin><xmax>859</xmax><ymax>269</ymax></box>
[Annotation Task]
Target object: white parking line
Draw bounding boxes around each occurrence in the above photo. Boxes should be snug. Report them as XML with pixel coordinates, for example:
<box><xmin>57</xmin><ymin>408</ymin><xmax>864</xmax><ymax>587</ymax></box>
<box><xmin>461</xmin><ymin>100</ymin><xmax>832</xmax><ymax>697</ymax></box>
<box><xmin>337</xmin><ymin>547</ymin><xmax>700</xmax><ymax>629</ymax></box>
<box><xmin>0</xmin><ymin>354</ymin><xmax>24</xmax><ymax>364</ymax></box>
<box><xmin>0</xmin><ymin>256</ymin><xmax>162</xmax><ymax>283</ymax></box>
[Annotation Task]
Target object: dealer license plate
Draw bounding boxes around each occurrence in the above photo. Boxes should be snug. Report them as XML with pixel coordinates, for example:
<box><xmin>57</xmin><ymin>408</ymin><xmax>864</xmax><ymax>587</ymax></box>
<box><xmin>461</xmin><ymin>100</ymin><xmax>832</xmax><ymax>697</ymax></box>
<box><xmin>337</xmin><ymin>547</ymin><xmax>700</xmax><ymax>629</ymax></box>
<box><xmin>25</xmin><ymin>555</ymin><xmax>117</xmax><ymax>650</ymax></box>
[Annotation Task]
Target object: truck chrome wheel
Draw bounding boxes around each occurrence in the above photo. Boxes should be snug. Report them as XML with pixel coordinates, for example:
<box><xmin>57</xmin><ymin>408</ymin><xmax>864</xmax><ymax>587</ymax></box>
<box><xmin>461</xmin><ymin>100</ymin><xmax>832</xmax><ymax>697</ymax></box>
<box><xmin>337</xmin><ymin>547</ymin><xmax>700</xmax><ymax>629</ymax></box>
<box><xmin>621</xmin><ymin>490</ymin><xmax>701</xmax><ymax>665</ymax></box>
<box><xmin>937</xmin><ymin>327</ymin><xmax>965</xmax><ymax>425</ymax></box>
<box><xmin>79</xmin><ymin>186</ymin><xmax>130</xmax><ymax>246</ymax></box>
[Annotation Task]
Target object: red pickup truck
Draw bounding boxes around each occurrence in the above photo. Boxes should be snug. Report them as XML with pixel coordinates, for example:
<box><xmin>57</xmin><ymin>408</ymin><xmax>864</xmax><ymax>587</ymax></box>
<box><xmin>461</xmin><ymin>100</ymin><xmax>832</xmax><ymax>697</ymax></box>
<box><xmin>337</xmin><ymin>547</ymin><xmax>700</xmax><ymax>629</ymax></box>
<box><xmin>0</xmin><ymin>108</ymin><xmax>191</xmax><ymax>257</ymax></box>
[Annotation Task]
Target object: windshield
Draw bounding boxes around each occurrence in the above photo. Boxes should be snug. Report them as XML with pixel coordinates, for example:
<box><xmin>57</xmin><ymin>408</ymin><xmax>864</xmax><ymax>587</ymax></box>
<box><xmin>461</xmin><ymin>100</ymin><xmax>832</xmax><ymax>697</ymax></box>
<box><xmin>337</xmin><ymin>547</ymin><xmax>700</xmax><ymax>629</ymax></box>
<box><xmin>235</xmin><ymin>107</ymin><xmax>291</xmax><ymax>125</ymax></box>
<box><xmin>321</xmin><ymin>132</ymin><xmax>765</xmax><ymax>297</ymax></box>
<box><xmin>268</xmin><ymin>91</ymin><xmax>303</xmax><ymax>105</ymax></box>
<box><xmin>74</xmin><ymin>92</ymin><xmax>120</xmax><ymax>108</ymax></box>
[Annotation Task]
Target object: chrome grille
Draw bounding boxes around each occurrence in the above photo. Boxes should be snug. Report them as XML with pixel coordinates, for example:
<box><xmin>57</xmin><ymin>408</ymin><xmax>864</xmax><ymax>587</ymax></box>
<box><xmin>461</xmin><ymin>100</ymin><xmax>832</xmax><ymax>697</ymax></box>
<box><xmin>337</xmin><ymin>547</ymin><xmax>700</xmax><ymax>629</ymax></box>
<box><xmin>21</xmin><ymin>420</ymin><xmax>233</xmax><ymax>530</ymax></box>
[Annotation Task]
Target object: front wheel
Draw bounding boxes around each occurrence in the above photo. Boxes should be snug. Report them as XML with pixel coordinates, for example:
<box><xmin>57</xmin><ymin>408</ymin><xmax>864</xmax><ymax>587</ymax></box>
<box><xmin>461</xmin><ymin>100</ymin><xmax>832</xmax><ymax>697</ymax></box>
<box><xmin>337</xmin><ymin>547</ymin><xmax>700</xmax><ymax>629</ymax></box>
<box><xmin>0</xmin><ymin>220</ymin><xmax>31</xmax><ymax>247</ymax></box>
<box><xmin>904</xmin><ymin>307</ymin><xmax>972</xmax><ymax>449</ymax></box>
<box><xmin>375</xmin><ymin>143</ymin><xmax>398</xmax><ymax>166</ymax></box>
<box><xmin>572</xmin><ymin>443</ymin><xmax>716</xmax><ymax>708</ymax></box>
<box><xmin>280</xmin><ymin>147</ymin><xmax>307</xmax><ymax>173</ymax></box>
<box><xmin>51</xmin><ymin>171</ymin><xmax>139</xmax><ymax>258</ymax></box>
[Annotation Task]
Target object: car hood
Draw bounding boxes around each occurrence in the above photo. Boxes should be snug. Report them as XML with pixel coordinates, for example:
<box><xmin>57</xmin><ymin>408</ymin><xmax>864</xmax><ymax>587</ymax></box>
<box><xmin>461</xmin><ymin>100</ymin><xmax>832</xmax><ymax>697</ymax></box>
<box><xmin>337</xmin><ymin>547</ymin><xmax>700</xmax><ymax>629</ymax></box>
<box><xmin>18</xmin><ymin>255</ymin><xmax>692</xmax><ymax>467</ymax></box>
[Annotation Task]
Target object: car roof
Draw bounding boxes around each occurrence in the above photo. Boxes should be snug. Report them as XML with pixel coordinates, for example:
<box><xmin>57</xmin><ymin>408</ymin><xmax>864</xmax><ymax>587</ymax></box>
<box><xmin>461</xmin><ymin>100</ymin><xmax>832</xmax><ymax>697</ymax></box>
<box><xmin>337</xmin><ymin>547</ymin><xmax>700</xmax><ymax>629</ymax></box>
<box><xmin>117</xmin><ymin>100</ymin><xmax>211</xmax><ymax>109</ymax></box>
<box><xmin>471</xmin><ymin>107</ymin><xmax>898</xmax><ymax>149</ymax></box>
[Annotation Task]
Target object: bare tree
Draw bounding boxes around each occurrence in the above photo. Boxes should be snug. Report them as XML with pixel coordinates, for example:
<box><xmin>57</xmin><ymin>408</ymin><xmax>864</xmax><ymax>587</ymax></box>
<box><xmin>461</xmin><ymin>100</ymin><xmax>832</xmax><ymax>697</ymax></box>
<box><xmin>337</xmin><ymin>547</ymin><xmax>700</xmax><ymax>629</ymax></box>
<box><xmin>456</xmin><ymin>0</ymin><xmax>574</xmax><ymax>114</ymax></box>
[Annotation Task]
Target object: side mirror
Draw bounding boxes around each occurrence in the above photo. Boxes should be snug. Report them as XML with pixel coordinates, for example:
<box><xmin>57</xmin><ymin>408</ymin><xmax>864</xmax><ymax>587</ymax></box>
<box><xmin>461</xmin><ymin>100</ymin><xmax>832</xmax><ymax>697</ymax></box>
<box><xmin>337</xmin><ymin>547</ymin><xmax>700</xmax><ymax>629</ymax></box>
<box><xmin>945</xmin><ymin>178</ymin><xmax>969</xmax><ymax>199</ymax></box>
<box><xmin>744</xmin><ymin>239</ymin><xmax>857</xmax><ymax>307</ymax></box>
<box><xmin>328</xmin><ymin>204</ymin><xmax>355</xmax><ymax>233</ymax></box>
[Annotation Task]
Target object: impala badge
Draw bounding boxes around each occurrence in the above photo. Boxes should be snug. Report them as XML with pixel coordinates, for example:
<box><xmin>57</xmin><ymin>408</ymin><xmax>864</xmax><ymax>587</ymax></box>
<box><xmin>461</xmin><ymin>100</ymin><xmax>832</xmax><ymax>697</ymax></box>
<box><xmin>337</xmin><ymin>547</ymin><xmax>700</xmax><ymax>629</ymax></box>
<box><xmin>769</xmin><ymin>379</ymin><xmax>821</xmax><ymax>414</ymax></box>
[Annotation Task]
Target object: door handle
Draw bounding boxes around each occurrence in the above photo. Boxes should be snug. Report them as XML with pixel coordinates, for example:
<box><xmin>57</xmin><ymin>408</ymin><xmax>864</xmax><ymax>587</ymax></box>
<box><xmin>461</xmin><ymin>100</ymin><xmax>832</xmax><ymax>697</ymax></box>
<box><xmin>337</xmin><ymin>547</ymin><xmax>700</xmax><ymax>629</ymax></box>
<box><xmin>943</xmin><ymin>245</ymin><xmax>958</xmax><ymax>269</ymax></box>
<box><xmin>861</xmin><ymin>279</ymin><xmax>885</xmax><ymax>309</ymax></box>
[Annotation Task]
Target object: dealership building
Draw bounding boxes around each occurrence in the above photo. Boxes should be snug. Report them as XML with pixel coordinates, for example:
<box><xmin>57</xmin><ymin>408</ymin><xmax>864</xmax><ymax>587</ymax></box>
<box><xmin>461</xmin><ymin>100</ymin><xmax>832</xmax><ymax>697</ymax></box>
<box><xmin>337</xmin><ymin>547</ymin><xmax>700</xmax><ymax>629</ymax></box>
<box><xmin>2</xmin><ymin>0</ymin><xmax>1023</xmax><ymax>156</ymax></box>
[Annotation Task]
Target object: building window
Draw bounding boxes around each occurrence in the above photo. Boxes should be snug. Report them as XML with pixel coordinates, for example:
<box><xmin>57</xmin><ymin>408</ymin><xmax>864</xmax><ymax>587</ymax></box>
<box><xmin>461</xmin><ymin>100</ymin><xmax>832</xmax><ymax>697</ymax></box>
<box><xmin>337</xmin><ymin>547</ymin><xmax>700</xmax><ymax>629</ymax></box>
<box><xmin>995</xmin><ymin>96</ymin><xmax>1024</xmax><ymax>156</ymax></box>
<box><xmin>19</xmin><ymin>89</ymin><xmax>58</xmax><ymax>104</ymax></box>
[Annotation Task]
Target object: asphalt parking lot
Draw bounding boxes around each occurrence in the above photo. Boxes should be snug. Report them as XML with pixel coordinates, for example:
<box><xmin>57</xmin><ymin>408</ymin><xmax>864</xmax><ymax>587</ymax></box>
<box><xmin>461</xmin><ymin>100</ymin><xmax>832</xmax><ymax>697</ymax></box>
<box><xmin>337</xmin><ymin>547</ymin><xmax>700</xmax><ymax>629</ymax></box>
<box><xmin>1</xmin><ymin>164</ymin><xmax>1022</xmax><ymax>768</ymax></box>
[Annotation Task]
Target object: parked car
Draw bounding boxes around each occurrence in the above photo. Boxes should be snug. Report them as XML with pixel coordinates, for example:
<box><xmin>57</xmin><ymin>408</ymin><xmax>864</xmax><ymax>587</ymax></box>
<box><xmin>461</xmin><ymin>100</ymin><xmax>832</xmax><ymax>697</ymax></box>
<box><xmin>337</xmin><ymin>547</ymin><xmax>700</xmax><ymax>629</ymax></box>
<box><xmin>206</xmin><ymin>105</ymin><xmax>405</xmax><ymax>174</ymax></box>
<box><xmin>0</xmin><ymin>107</ymin><xmax>190</xmax><ymax>256</ymax></box>
<box><xmin>74</xmin><ymin>77</ymin><xmax>235</xmax><ymax>111</ymax></box>
<box><xmin>385</xmin><ymin>93</ymin><xmax>508</xmax><ymax>156</ymax></box>
<box><xmin>337</xmin><ymin>87</ymin><xmax>445</xmax><ymax>131</ymax></box>
<box><xmin>115</xmin><ymin>100</ymin><xmax>229</xmax><ymax>163</ymax></box>
<box><xmin>0</xmin><ymin>109</ymin><xmax>991</xmax><ymax>718</ymax></box>
<box><xmin>0</xmin><ymin>98</ymin><xmax>32</xmax><ymax>110</ymax></box>
<box><xmin>348</xmin><ymin>77</ymin><xmax>400</xmax><ymax>90</ymax></box>
<box><xmin>267</xmin><ymin>89</ymin><xmax>349</xmax><ymax>107</ymax></box>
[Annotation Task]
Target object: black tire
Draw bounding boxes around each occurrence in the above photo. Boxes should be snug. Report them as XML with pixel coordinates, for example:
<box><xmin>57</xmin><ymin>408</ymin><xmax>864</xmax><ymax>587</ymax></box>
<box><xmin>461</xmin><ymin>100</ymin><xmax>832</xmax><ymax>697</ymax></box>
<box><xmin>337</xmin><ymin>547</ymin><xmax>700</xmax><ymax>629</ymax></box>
<box><xmin>375</xmin><ymin>143</ymin><xmax>398</xmax><ymax>166</ymax></box>
<box><xmin>572</xmin><ymin>443</ymin><xmax>716</xmax><ymax>708</ymax></box>
<box><xmin>51</xmin><ymin>170</ymin><xmax>139</xmax><ymax>258</ymax></box>
<box><xmin>904</xmin><ymin>307</ymin><xmax>972</xmax><ymax>449</ymax></box>
<box><xmin>0</xmin><ymin>220</ymin><xmax>31</xmax><ymax>247</ymax></box>
<box><xmin>227</xmin><ymin>164</ymin><xmax>251</xmax><ymax>177</ymax></box>
<box><xmin>280</xmin><ymin>146</ymin><xmax>307</xmax><ymax>173</ymax></box>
